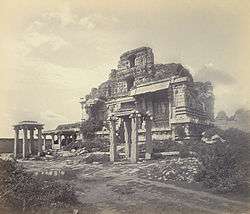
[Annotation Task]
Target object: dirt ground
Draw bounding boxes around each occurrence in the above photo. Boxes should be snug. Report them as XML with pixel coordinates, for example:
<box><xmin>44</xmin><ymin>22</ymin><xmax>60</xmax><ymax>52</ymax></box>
<box><xmin>19</xmin><ymin>156</ymin><xmax>250</xmax><ymax>214</ymax></box>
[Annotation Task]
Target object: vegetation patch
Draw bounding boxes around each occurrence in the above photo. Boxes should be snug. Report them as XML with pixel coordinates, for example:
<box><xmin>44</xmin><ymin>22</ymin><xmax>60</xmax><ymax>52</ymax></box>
<box><xmin>0</xmin><ymin>160</ymin><xmax>79</xmax><ymax>211</ymax></box>
<box><xmin>194</xmin><ymin>128</ymin><xmax>250</xmax><ymax>193</ymax></box>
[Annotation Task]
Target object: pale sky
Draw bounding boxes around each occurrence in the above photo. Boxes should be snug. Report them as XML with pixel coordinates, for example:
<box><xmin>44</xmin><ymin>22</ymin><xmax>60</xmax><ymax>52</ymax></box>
<box><xmin>0</xmin><ymin>0</ymin><xmax>250</xmax><ymax>137</ymax></box>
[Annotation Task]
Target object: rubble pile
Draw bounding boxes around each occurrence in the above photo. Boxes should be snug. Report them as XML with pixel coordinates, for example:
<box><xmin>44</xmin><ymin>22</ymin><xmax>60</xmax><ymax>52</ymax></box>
<box><xmin>137</xmin><ymin>157</ymin><xmax>201</xmax><ymax>183</ymax></box>
<box><xmin>0</xmin><ymin>153</ymin><xmax>14</xmax><ymax>161</ymax></box>
<box><xmin>79</xmin><ymin>152</ymin><xmax>110</xmax><ymax>164</ymax></box>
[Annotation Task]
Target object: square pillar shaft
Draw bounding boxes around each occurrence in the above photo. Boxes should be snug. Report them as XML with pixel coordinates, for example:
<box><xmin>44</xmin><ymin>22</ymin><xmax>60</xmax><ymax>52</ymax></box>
<box><xmin>145</xmin><ymin>117</ymin><xmax>153</xmax><ymax>160</ymax></box>
<box><xmin>30</xmin><ymin>129</ymin><xmax>34</xmax><ymax>154</ymax></box>
<box><xmin>23</xmin><ymin>128</ymin><xmax>27</xmax><ymax>158</ymax></box>
<box><xmin>130</xmin><ymin>115</ymin><xmax>139</xmax><ymax>163</ymax></box>
<box><xmin>124</xmin><ymin>119</ymin><xmax>131</xmax><ymax>159</ymax></box>
<box><xmin>109</xmin><ymin>119</ymin><xmax>117</xmax><ymax>162</ymax></box>
<box><xmin>58</xmin><ymin>134</ymin><xmax>62</xmax><ymax>149</ymax></box>
<box><xmin>14</xmin><ymin>129</ymin><xmax>19</xmax><ymax>158</ymax></box>
<box><xmin>42</xmin><ymin>135</ymin><xmax>46</xmax><ymax>151</ymax></box>
<box><xmin>37</xmin><ymin>128</ymin><xmax>42</xmax><ymax>155</ymax></box>
<box><xmin>51</xmin><ymin>134</ymin><xmax>54</xmax><ymax>149</ymax></box>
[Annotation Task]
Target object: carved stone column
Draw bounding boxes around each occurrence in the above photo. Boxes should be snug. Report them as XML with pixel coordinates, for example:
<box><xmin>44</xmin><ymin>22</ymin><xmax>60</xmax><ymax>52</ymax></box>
<box><xmin>14</xmin><ymin>128</ymin><xmax>19</xmax><ymax>158</ymax></box>
<box><xmin>51</xmin><ymin>134</ymin><xmax>55</xmax><ymax>149</ymax></box>
<box><xmin>130</xmin><ymin>111</ymin><xmax>140</xmax><ymax>163</ymax></box>
<box><xmin>171</xmin><ymin>125</ymin><xmax>176</xmax><ymax>140</ymax></box>
<box><xmin>42</xmin><ymin>134</ymin><xmax>46</xmax><ymax>151</ymax></box>
<box><xmin>124</xmin><ymin>117</ymin><xmax>131</xmax><ymax>159</ymax></box>
<box><xmin>37</xmin><ymin>127</ymin><xmax>42</xmax><ymax>155</ymax></box>
<box><xmin>58</xmin><ymin>134</ymin><xmax>62</xmax><ymax>149</ymax></box>
<box><xmin>145</xmin><ymin>113</ymin><xmax>153</xmax><ymax>160</ymax></box>
<box><xmin>168</xmin><ymin>88</ymin><xmax>173</xmax><ymax>126</ymax></box>
<box><xmin>29</xmin><ymin>128</ymin><xmax>34</xmax><ymax>154</ymax></box>
<box><xmin>108</xmin><ymin>115</ymin><xmax>118</xmax><ymax>162</ymax></box>
<box><xmin>23</xmin><ymin>127</ymin><xmax>28</xmax><ymax>158</ymax></box>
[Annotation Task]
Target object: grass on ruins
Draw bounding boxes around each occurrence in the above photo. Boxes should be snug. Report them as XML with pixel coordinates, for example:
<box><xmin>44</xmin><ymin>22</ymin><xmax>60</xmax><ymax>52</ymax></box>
<box><xmin>0</xmin><ymin>159</ymin><xmax>79</xmax><ymax>212</ymax></box>
<box><xmin>185</xmin><ymin>127</ymin><xmax>250</xmax><ymax>194</ymax></box>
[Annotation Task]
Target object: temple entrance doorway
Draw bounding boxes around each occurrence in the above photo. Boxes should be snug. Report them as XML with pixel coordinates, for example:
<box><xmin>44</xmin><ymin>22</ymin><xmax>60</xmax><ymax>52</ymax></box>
<box><xmin>108</xmin><ymin>111</ymin><xmax>153</xmax><ymax>163</ymax></box>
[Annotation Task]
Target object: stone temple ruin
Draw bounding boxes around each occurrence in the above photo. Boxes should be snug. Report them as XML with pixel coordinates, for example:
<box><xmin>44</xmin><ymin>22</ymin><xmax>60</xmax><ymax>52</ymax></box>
<box><xmin>13</xmin><ymin>47</ymin><xmax>214</xmax><ymax>163</ymax></box>
<box><xmin>80</xmin><ymin>47</ymin><xmax>214</xmax><ymax>162</ymax></box>
<box><xmin>13</xmin><ymin>121</ymin><xmax>44</xmax><ymax>158</ymax></box>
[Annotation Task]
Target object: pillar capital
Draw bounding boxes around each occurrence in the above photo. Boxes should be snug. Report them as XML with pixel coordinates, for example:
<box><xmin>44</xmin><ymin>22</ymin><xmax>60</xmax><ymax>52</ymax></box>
<box><xmin>129</xmin><ymin>110</ymin><xmax>141</xmax><ymax>119</ymax></box>
<box><xmin>107</xmin><ymin>114</ymin><xmax>118</xmax><ymax>122</ymax></box>
<box><xmin>145</xmin><ymin>111</ymin><xmax>153</xmax><ymax>121</ymax></box>
<box><xmin>14</xmin><ymin>127</ymin><xmax>20</xmax><ymax>133</ymax></box>
<box><xmin>13</xmin><ymin>126</ymin><xmax>20</xmax><ymax>131</ymax></box>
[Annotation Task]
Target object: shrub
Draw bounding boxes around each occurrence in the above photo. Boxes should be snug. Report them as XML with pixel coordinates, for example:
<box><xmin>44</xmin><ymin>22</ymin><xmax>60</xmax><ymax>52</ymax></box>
<box><xmin>152</xmin><ymin>140</ymin><xmax>180</xmax><ymax>153</ymax></box>
<box><xmin>194</xmin><ymin>128</ymin><xmax>250</xmax><ymax>193</ymax></box>
<box><xmin>179</xmin><ymin>146</ymin><xmax>190</xmax><ymax>158</ymax></box>
<box><xmin>81</xmin><ymin>138</ymin><xmax>110</xmax><ymax>152</ymax></box>
<box><xmin>80</xmin><ymin>119</ymin><xmax>103</xmax><ymax>139</ymax></box>
<box><xmin>175</xmin><ymin>125</ymin><xmax>186</xmax><ymax>140</ymax></box>
<box><xmin>64</xmin><ymin>138</ymin><xmax>109</xmax><ymax>152</ymax></box>
<box><xmin>0</xmin><ymin>160</ymin><xmax>78</xmax><ymax>210</ymax></box>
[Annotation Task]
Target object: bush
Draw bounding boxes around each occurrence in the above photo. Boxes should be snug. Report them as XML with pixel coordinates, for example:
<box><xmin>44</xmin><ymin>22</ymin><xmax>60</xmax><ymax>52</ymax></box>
<box><xmin>80</xmin><ymin>119</ymin><xmax>103</xmax><ymax>139</ymax></box>
<box><xmin>83</xmin><ymin>153</ymin><xmax>110</xmax><ymax>164</ymax></box>
<box><xmin>179</xmin><ymin>145</ymin><xmax>190</xmax><ymax>158</ymax></box>
<box><xmin>64</xmin><ymin>138</ymin><xmax>109</xmax><ymax>152</ymax></box>
<box><xmin>175</xmin><ymin>125</ymin><xmax>186</xmax><ymax>140</ymax></box>
<box><xmin>194</xmin><ymin>128</ymin><xmax>250</xmax><ymax>193</ymax></box>
<box><xmin>152</xmin><ymin>140</ymin><xmax>180</xmax><ymax>153</ymax></box>
<box><xmin>81</xmin><ymin>138</ymin><xmax>110</xmax><ymax>152</ymax></box>
<box><xmin>0</xmin><ymin>160</ymin><xmax>78</xmax><ymax>210</ymax></box>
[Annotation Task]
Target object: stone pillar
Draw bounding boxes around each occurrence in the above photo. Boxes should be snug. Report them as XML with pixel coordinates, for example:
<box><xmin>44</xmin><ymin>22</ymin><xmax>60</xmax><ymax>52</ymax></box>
<box><xmin>14</xmin><ymin>128</ymin><xmax>19</xmax><ymax>158</ymax></box>
<box><xmin>145</xmin><ymin>94</ymin><xmax>153</xmax><ymax>115</ymax></box>
<box><xmin>58</xmin><ymin>134</ymin><xmax>62</xmax><ymax>149</ymax></box>
<box><xmin>42</xmin><ymin>134</ymin><xmax>46</xmax><ymax>151</ymax></box>
<box><xmin>124</xmin><ymin>118</ymin><xmax>131</xmax><ymax>159</ymax></box>
<box><xmin>23</xmin><ymin>128</ymin><xmax>28</xmax><ymax>158</ymax></box>
<box><xmin>109</xmin><ymin>115</ymin><xmax>118</xmax><ymax>162</ymax></box>
<box><xmin>130</xmin><ymin>112</ymin><xmax>140</xmax><ymax>163</ymax></box>
<box><xmin>51</xmin><ymin>134</ymin><xmax>55</xmax><ymax>149</ymax></box>
<box><xmin>29</xmin><ymin>129</ymin><xmax>34</xmax><ymax>154</ymax></box>
<box><xmin>145</xmin><ymin>114</ymin><xmax>153</xmax><ymax>160</ymax></box>
<box><xmin>37</xmin><ymin>127</ymin><xmax>42</xmax><ymax>155</ymax></box>
<box><xmin>168</xmin><ymin>90</ymin><xmax>172</xmax><ymax>127</ymax></box>
<box><xmin>171</xmin><ymin>125</ymin><xmax>176</xmax><ymax>140</ymax></box>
